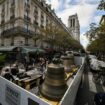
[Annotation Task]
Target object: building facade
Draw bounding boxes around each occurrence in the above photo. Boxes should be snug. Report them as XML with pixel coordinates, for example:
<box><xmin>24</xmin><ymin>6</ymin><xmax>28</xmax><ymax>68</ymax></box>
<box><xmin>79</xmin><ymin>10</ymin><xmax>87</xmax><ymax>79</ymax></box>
<box><xmin>68</xmin><ymin>14</ymin><xmax>80</xmax><ymax>42</ymax></box>
<box><xmin>100</xmin><ymin>15</ymin><xmax>105</xmax><ymax>25</ymax></box>
<box><xmin>0</xmin><ymin>0</ymin><xmax>71</xmax><ymax>47</ymax></box>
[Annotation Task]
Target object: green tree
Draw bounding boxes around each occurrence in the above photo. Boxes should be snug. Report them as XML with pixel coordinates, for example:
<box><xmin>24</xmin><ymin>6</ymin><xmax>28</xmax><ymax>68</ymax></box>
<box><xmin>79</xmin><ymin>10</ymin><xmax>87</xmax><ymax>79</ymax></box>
<box><xmin>98</xmin><ymin>0</ymin><xmax>105</xmax><ymax>10</ymax></box>
<box><xmin>86</xmin><ymin>23</ymin><xmax>98</xmax><ymax>41</ymax></box>
<box><xmin>39</xmin><ymin>23</ymin><xmax>60</xmax><ymax>48</ymax></box>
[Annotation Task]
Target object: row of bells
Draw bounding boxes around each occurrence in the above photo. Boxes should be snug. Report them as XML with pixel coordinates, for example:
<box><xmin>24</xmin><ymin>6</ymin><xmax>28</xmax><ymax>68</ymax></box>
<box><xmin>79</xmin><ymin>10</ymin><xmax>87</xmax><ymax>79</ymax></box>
<box><xmin>40</xmin><ymin>54</ymin><xmax>74</xmax><ymax>101</ymax></box>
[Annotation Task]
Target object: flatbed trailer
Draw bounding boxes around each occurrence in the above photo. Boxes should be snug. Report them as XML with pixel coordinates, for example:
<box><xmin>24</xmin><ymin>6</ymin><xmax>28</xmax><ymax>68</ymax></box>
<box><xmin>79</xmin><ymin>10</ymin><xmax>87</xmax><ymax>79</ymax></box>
<box><xmin>0</xmin><ymin>56</ymin><xmax>85</xmax><ymax>105</ymax></box>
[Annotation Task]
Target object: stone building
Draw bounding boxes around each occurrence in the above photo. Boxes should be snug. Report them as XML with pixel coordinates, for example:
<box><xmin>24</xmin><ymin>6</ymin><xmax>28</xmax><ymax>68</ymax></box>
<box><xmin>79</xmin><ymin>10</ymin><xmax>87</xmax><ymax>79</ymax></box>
<box><xmin>68</xmin><ymin>14</ymin><xmax>80</xmax><ymax>42</ymax></box>
<box><xmin>100</xmin><ymin>15</ymin><xmax>105</xmax><ymax>25</ymax></box>
<box><xmin>0</xmin><ymin>0</ymin><xmax>71</xmax><ymax>47</ymax></box>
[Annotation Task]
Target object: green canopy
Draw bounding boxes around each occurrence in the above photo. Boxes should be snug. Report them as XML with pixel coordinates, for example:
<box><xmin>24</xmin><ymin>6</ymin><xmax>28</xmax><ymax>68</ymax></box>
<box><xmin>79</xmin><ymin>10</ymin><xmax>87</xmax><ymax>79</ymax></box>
<box><xmin>21</xmin><ymin>46</ymin><xmax>37</xmax><ymax>53</ymax></box>
<box><xmin>21</xmin><ymin>46</ymin><xmax>45</xmax><ymax>54</ymax></box>
<box><xmin>0</xmin><ymin>46</ymin><xmax>17</xmax><ymax>52</ymax></box>
<box><xmin>0</xmin><ymin>46</ymin><xmax>45</xmax><ymax>54</ymax></box>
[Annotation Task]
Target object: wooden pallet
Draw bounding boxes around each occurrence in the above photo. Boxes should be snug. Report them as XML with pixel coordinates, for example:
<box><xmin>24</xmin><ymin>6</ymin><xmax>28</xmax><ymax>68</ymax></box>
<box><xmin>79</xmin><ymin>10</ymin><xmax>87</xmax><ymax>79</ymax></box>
<box><xmin>18</xmin><ymin>75</ymin><xmax>42</xmax><ymax>90</ymax></box>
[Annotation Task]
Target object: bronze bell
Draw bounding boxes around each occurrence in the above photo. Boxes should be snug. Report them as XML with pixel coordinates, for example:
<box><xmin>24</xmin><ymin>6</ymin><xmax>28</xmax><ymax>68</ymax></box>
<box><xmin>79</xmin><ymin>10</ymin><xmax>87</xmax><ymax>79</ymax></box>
<box><xmin>40</xmin><ymin>63</ymin><xmax>67</xmax><ymax>101</ymax></box>
<box><xmin>61</xmin><ymin>54</ymin><xmax>74</xmax><ymax>72</ymax></box>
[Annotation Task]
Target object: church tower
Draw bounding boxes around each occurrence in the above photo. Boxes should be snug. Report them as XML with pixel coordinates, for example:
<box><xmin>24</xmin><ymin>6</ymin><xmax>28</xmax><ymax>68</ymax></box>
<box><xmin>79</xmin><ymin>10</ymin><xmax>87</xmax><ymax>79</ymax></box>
<box><xmin>68</xmin><ymin>14</ymin><xmax>80</xmax><ymax>41</ymax></box>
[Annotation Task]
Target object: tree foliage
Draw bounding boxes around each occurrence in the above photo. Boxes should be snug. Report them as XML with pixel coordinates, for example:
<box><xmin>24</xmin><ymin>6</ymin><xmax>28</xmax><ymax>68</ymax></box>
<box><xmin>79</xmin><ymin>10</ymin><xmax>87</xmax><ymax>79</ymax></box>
<box><xmin>86</xmin><ymin>0</ymin><xmax>105</xmax><ymax>55</ymax></box>
<box><xmin>33</xmin><ymin>23</ymin><xmax>83</xmax><ymax>51</ymax></box>
<box><xmin>87</xmin><ymin>23</ymin><xmax>105</xmax><ymax>53</ymax></box>
<box><xmin>98</xmin><ymin>0</ymin><xmax>105</xmax><ymax>10</ymax></box>
<box><xmin>86</xmin><ymin>23</ymin><xmax>98</xmax><ymax>42</ymax></box>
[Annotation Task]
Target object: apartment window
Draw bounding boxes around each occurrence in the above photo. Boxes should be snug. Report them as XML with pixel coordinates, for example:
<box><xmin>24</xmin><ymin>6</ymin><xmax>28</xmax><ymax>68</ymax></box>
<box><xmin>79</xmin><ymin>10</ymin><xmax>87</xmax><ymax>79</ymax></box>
<box><xmin>7</xmin><ymin>1</ymin><xmax>9</xmax><ymax>15</ymax></box>
<box><xmin>73</xmin><ymin>18</ymin><xmax>75</xmax><ymax>27</ymax></box>
<box><xmin>34</xmin><ymin>6</ymin><xmax>38</xmax><ymax>16</ymax></box>
<box><xmin>24</xmin><ymin>15</ymin><xmax>30</xmax><ymax>22</ymax></box>
<box><xmin>2</xmin><ymin>4</ymin><xmax>5</xmax><ymax>12</ymax></box>
<box><xmin>46</xmin><ymin>18</ymin><xmax>49</xmax><ymax>25</ymax></box>
<box><xmin>24</xmin><ymin>0</ymin><xmax>30</xmax><ymax>22</ymax></box>
<box><xmin>11</xmin><ymin>0</ymin><xmax>15</xmax><ymax>6</ymax></box>
<box><xmin>10</xmin><ymin>7</ymin><xmax>15</xmax><ymax>20</ymax></box>
<box><xmin>11</xmin><ymin>37</ymin><xmax>14</xmax><ymax>46</ymax></box>
<box><xmin>1</xmin><ymin>26</ymin><xmax>4</xmax><ymax>32</ymax></box>
<box><xmin>41</xmin><ymin>13</ymin><xmax>44</xmax><ymax>19</ymax></box>
<box><xmin>71</xmin><ymin>19</ymin><xmax>72</xmax><ymax>27</ymax></box>
<box><xmin>24</xmin><ymin>22</ymin><xmax>27</xmax><ymax>29</ymax></box>
<box><xmin>40</xmin><ymin>12</ymin><xmax>44</xmax><ymax>26</ymax></box>
<box><xmin>24</xmin><ymin>0</ymin><xmax>30</xmax><ymax>13</ymax></box>
<box><xmin>24</xmin><ymin>0</ymin><xmax>30</xmax><ymax>20</ymax></box>
<box><xmin>25</xmin><ymin>38</ymin><xmax>28</xmax><ymax>45</ymax></box>
<box><xmin>1</xmin><ymin>5</ymin><xmax>5</xmax><ymax>24</ymax></box>
<box><xmin>1</xmin><ymin>4</ymin><xmax>5</xmax><ymax>17</ymax></box>
<box><xmin>26</xmin><ymin>0</ymin><xmax>29</xmax><ymax>3</ymax></box>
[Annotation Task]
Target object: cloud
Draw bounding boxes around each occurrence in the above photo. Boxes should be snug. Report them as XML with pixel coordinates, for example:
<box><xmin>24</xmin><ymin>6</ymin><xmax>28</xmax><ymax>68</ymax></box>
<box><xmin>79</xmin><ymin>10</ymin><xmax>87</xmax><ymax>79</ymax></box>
<box><xmin>46</xmin><ymin>0</ymin><xmax>100</xmax><ymax>48</ymax></box>
<box><xmin>46</xmin><ymin>0</ymin><xmax>60</xmax><ymax>10</ymax></box>
<box><xmin>80</xmin><ymin>33</ymin><xmax>89</xmax><ymax>48</ymax></box>
<box><xmin>57</xmin><ymin>3</ymin><xmax>98</xmax><ymax>28</ymax></box>
<box><xmin>94</xmin><ymin>16</ymin><xmax>102</xmax><ymax>24</ymax></box>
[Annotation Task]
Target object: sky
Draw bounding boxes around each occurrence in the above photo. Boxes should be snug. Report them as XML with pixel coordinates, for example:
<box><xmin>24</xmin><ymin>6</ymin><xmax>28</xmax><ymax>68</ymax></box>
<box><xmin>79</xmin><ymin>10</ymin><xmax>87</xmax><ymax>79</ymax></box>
<box><xmin>45</xmin><ymin>0</ymin><xmax>104</xmax><ymax>49</ymax></box>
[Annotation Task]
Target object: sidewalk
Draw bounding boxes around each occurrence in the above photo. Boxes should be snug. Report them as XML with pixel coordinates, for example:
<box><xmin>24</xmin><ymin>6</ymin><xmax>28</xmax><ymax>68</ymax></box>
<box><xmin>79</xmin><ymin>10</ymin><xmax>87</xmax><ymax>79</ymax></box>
<box><xmin>76</xmin><ymin>64</ymin><xmax>105</xmax><ymax>105</ymax></box>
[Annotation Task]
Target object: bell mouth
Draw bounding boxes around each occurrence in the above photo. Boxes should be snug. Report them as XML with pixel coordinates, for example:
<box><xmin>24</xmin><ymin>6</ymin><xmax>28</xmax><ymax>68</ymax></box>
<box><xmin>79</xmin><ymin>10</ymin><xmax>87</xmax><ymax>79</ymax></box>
<box><xmin>40</xmin><ymin>83</ymin><xmax>68</xmax><ymax>101</ymax></box>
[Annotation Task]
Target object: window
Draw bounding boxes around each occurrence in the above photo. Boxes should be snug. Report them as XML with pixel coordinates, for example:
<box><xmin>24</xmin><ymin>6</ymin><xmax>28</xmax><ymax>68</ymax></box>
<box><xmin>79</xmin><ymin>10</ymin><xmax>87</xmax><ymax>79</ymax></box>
<box><xmin>73</xmin><ymin>18</ymin><xmax>75</xmax><ymax>27</ymax></box>
<box><xmin>25</xmin><ymin>0</ymin><xmax>29</xmax><ymax>4</ymax></box>
<box><xmin>2</xmin><ymin>4</ymin><xmax>5</xmax><ymax>12</ymax></box>
<box><xmin>11</xmin><ymin>0</ymin><xmax>15</xmax><ymax>6</ymax></box>
<box><xmin>10</xmin><ymin>7</ymin><xmax>15</xmax><ymax>20</ymax></box>
<box><xmin>71</xmin><ymin>19</ymin><xmax>72</xmax><ymax>27</ymax></box>
<box><xmin>24</xmin><ymin>0</ymin><xmax>30</xmax><ymax>22</ymax></box>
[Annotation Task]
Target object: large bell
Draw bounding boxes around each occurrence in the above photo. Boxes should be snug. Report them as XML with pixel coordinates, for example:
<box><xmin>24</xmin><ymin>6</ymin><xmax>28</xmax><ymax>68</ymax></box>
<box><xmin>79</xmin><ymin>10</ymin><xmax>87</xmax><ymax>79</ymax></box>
<box><xmin>40</xmin><ymin>63</ymin><xmax>67</xmax><ymax>101</ymax></box>
<box><xmin>61</xmin><ymin>54</ymin><xmax>74</xmax><ymax>72</ymax></box>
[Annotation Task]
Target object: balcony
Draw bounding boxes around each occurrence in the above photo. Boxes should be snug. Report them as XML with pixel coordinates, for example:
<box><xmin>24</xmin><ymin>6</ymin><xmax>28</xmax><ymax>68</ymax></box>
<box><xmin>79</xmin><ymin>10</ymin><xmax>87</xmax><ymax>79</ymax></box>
<box><xmin>11</xmin><ymin>2</ymin><xmax>15</xmax><ymax>7</ymax></box>
<box><xmin>34</xmin><ymin>16</ymin><xmax>38</xmax><ymax>21</ymax></box>
<box><xmin>1</xmin><ymin>27</ymin><xmax>34</xmax><ymax>38</ymax></box>
<box><xmin>25</xmin><ymin>3</ymin><xmax>30</xmax><ymax>8</ymax></box>
<box><xmin>25</xmin><ymin>3</ymin><xmax>30</xmax><ymax>12</ymax></box>
<box><xmin>2</xmin><ymin>8</ymin><xmax>5</xmax><ymax>12</ymax></box>
<box><xmin>41</xmin><ymin>15</ymin><xmax>44</xmax><ymax>19</ymax></box>
<box><xmin>40</xmin><ymin>25</ymin><xmax>44</xmax><ymax>28</ymax></box>
<box><xmin>1</xmin><ymin>12</ymin><xmax>5</xmax><ymax>17</ymax></box>
<box><xmin>41</xmin><ymin>19</ymin><xmax>44</xmax><ymax>23</ymax></box>
<box><xmin>24</xmin><ymin>15</ymin><xmax>31</xmax><ymax>22</ymax></box>
<box><xmin>1</xmin><ymin>20</ymin><xmax>5</xmax><ymax>24</ymax></box>
<box><xmin>10</xmin><ymin>15</ymin><xmax>15</xmax><ymax>20</ymax></box>
<box><xmin>34</xmin><ymin>21</ymin><xmax>38</xmax><ymax>26</ymax></box>
<box><xmin>34</xmin><ymin>11</ymin><xmax>38</xmax><ymax>16</ymax></box>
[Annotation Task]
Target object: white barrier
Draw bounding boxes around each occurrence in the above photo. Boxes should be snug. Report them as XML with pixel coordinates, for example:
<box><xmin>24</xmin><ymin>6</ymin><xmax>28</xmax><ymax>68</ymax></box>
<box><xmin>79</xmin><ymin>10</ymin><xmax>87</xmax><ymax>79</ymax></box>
<box><xmin>0</xmin><ymin>57</ymin><xmax>85</xmax><ymax>105</ymax></box>
<box><xmin>0</xmin><ymin>76</ymin><xmax>50</xmax><ymax>105</ymax></box>
<box><xmin>60</xmin><ymin>57</ymin><xmax>85</xmax><ymax>105</ymax></box>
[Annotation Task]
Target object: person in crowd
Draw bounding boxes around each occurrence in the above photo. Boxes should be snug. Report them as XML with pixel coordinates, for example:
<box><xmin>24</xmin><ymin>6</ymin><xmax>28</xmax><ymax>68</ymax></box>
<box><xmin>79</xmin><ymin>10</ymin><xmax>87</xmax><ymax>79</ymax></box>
<box><xmin>1</xmin><ymin>68</ymin><xmax>14</xmax><ymax>81</ymax></box>
<box><xmin>24</xmin><ymin>55</ymin><xmax>30</xmax><ymax>71</ymax></box>
<box><xmin>39</xmin><ymin>57</ymin><xmax>46</xmax><ymax>72</ymax></box>
<box><xmin>31</xmin><ymin>57</ymin><xmax>35</xmax><ymax>67</ymax></box>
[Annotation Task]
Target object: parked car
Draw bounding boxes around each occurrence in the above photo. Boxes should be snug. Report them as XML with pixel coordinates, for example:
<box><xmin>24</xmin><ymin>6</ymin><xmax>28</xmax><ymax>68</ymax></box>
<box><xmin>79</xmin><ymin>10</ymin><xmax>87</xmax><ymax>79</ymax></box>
<box><xmin>90</xmin><ymin>58</ymin><xmax>100</xmax><ymax>71</ymax></box>
<box><xmin>88</xmin><ymin>55</ymin><xmax>97</xmax><ymax>61</ymax></box>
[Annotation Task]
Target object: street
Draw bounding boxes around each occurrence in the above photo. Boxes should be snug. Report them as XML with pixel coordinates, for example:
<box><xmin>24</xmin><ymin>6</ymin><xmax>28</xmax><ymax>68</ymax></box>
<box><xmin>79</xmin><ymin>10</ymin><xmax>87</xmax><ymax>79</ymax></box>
<box><xmin>76</xmin><ymin>64</ymin><xmax>105</xmax><ymax>105</ymax></box>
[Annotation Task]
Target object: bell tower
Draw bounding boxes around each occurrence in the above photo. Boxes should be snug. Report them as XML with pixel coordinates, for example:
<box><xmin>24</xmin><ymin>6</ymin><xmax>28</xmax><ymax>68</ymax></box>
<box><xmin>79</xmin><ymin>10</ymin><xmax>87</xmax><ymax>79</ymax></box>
<box><xmin>68</xmin><ymin>14</ymin><xmax>80</xmax><ymax>42</ymax></box>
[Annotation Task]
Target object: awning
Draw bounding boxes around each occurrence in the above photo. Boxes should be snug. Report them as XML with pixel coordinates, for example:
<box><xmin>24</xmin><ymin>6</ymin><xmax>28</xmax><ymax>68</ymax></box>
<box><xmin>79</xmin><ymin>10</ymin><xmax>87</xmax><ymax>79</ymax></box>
<box><xmin>21</xmin><ymin>46</ymin><xmax>45</xmax><ymax>54</ymax></box>
<box><xmin>0</xmin><ymin>46</ymin><xmax>17</xmax><ymax>52</ymax></box>
<box><xmin>21</xmin><ymin>46</ymin><xmax>37</xmax><ymax>53</ymax></box>
<box><xmin>0</xmin><ymin>46</ymin><xmax>45</xmax><ymax>54</ymax></box>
